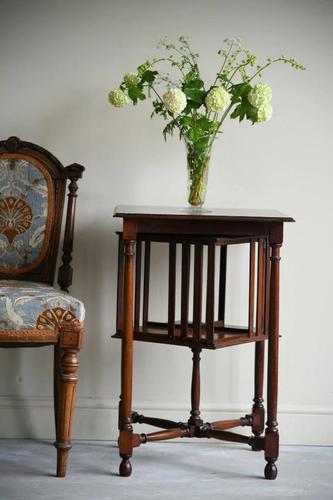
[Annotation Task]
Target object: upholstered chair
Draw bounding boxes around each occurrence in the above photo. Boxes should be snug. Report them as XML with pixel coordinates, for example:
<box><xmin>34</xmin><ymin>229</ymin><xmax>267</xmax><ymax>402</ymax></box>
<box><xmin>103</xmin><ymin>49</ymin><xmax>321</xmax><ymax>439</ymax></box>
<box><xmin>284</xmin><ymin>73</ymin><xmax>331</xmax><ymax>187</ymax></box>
<box><xmin>0</xmin><ymin>136</ymin><xmax>85</xmax><ymax>477</ymax></box>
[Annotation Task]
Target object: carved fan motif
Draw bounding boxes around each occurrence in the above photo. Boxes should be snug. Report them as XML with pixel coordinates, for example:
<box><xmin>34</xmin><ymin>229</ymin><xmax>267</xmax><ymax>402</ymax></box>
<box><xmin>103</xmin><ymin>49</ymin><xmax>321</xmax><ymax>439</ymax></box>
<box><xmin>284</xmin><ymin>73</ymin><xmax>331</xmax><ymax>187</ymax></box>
<box><xmin>0</xmin><ymin>197</ymin><xmax>33</xmax><ymax>243</ymax></box>
<box><xmin>36</xmin><ymin>307</ymin><xmax>80</xmax><ymax>331</ymax></box>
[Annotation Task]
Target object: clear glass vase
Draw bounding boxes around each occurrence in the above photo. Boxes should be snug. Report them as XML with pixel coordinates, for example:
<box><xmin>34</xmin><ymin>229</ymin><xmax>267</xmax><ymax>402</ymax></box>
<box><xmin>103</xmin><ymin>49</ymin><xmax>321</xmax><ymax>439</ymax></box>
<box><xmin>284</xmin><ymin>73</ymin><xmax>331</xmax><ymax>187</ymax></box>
<box><xmin>185</xmin><ymin>137</ymin><xmax>212</xmax><ymax>207</ymax></box>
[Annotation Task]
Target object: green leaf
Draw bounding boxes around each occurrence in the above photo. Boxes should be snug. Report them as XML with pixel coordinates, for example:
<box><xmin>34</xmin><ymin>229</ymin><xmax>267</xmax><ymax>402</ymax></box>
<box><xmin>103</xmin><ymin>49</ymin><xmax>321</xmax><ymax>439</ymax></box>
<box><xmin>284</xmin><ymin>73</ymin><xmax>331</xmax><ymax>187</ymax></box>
<box><xmin>183</xmin><ymin>100</ymin><xmax>202</xmax><ymax>114</ymax></box>
<box><xmin>230</xmin><ymin>105</ymin><xmax>242</xmax><ymax>119</ymax></box>
<box><xmin>128</xmin><ymin>86</ymin><xmax>146</xmax><ymax>104</ymax></box>
<box><xmin>162</xmin><ymin>118</ymin><xmax>180</xmax><ymax>140</ymax></box>
<box><xmin>197</xmin><ymin>116</ymin><xmax>213</xmax><ymax>130</ymax></box>
<box><xmin>231</xmin><ymin>83</ymin><xmax>252</xmax><ymax>99</ymax></box>
<box><xmin>186</xmin><ymin>78</ymin><xmax>204</xmax><ymax>89</ymax></box>
<box><xmin>183</xmin><ymin>88</ymin><xmax>205</xmax><ymax>104</ymax></box>
<box><xmin>195</xmin><ymin>138</ymin><xmax>210</xmax><ymax>153</ymax></box>
<box><xmin>179</xmin><ymin>116</ymin><xmax>193</xmax><ymax>127</ymax></box>
<box><xmin>245</xmin><ymin>102</ymin><xmax>258</xmax><ymax>123</ymax></box>
<box><xmin>188</xmin><ymin>127</ymin><xmax>201</xmax><ymax>142</ymax></box>
<box><xmin>141</xmin><ymin>70</ymin><xmax>158</xmax><ymax>83</ymax></box>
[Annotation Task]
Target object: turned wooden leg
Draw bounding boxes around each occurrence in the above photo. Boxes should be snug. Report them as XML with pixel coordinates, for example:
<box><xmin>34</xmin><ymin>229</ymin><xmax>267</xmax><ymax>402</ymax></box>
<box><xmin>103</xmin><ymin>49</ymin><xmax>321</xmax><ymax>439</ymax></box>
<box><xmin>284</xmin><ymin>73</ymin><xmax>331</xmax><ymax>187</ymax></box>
<box><xmin>264</xmin><ymin>244</ymin><xmax>281</xmax><ymax>480</ymax></box>
<box><xmin>54</xmin><ymin>324</ymin><xmax>83</xmax><ymax>477</ymax></box>
<box><xmin>188</xmin><ymin>348</ymin><xmax>203</xmax><ymax>430</ymax></box>
<box><xmin>53</xmin><ymin>344</ymin><xmax>62</xmax><ymax>438</ymax></box>
<box><xmin>119</xmin><ymin>239</ymin><xmax>135</xmax><ymax>477</ymax></box>
<box><xmin>252</xmin><ymin>341</ymin><xmax>265</xmax><ymax>450</ymax></box>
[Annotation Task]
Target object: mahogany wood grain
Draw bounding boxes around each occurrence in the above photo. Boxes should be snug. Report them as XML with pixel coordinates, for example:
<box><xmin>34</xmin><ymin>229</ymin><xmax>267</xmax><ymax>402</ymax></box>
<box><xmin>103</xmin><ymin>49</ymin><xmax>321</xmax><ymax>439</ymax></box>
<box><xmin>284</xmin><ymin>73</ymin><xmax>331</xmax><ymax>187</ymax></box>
<box><xmin>132</xmin><ymin>413</ymin><xmax>181</xmax><ymax>429</ymax></box>
<box><xmin>206</xmin><ymin>243</ymin><xmax>216</xmax><ymax>343</ymax></box>
<box><xmin>204</xmin><ymin>429</ymin><xmax>250</xmax><ymax>444</ymax></box>
<box><xmin>0</xmin><ymin>137</ymin><xmax>84</xmax><ymax>478</ymax></box>
<box><xmin>168</xmin><ymin>242</ymin><xmax>176</xmax><ymax>339</ymax></box>
<box><xmin>181</xmin><ymin>243</ymin><xmax>191</xmax><ymax>338</ymax></box>
<box><xmin>119</xmin><ymin>237</ymin><xmax>136</xmax><ymax>477</ymax></box>
<box><xmin>114</xmin><ymin>206</ymin><xmax>291</xmax><ymax>479</ymax></box>
<box><xmin>248</xmin><ymin>240</ymin><xmax>256</xmax><ymax>336</ymax></box>
<box><xmin>265</xmin><ymin>244</ymin><xmax>281</xmax><ymax>480</ymax></box>
<box><xmin>142</xmin><ymin>241</ymin><xmax>150</xmax><ymax>331</ymax></box>
<box><xmin>141</xmin><ymin>427</ymin><xmax>190</xmax><ymax>443</ymax></box>
<box><xmin>252</xmin><ymin>341</ymin><xmax>265</xmax><ymax>448</ymax></box>
<box><xmin>134</xmin><ymin>240</ymin><xmax>142</xmax><ymax>330</ymax></box>
<box><xmin>193</xmin><ymin>244</ymin><xmax>203</xmax><ymax>342</ymax></box>
<box><xmin>256</xmin><ymin>239</ymin><xmax>265</xmax><ymax>336</ymax></box>
<box><xmin>116</xmin><ymin>235</ymin><xmax>124</xmax><ymax>332</ymax></box>
<box><xmin>218</xmin><ymin>246</ymin><xmax>227</xmax><ymax>324</ymax></box>
<box><xmin>188</xmin><ymin>348</ymin><xmax>202</xmax><ymax>427</ymax></box>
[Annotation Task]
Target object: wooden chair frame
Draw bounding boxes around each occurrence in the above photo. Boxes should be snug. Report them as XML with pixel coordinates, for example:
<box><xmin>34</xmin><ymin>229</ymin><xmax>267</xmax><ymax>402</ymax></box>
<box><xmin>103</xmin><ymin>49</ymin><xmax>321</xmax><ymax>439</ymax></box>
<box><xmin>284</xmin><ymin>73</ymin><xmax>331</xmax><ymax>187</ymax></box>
<box><xmin>0</xmin><ymin>136</ymin><xmax>84</xmax><ymax>477</ymax></box>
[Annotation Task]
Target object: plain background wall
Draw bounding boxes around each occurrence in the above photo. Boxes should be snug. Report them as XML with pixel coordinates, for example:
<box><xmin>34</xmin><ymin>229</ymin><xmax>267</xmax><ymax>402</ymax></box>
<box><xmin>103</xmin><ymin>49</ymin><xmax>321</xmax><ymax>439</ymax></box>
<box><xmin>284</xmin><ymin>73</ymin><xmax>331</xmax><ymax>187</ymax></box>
<box><xmin>0</xmin><ymin>0</ymin><xmax>332</xmax><ymax>445</ymax></box>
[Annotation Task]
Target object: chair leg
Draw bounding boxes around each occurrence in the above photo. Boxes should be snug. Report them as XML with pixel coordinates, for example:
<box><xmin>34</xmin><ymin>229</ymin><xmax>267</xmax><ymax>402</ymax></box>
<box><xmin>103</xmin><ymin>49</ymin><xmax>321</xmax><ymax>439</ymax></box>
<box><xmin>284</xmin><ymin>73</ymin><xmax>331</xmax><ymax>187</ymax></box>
<box><xmin>54</xmin><ymin>325</ymin><xmax>83</xmax><ymax>477</ymax></box>
<box><xmin>53</xmin><ymin>344</ymin><xmax>62</xmax><ymax>438</ymax></box>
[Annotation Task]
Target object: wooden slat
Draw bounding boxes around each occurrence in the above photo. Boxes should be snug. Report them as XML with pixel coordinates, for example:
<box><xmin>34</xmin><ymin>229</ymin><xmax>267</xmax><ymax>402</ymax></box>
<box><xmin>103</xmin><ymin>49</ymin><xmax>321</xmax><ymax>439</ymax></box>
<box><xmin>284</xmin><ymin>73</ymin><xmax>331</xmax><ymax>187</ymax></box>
<box><xmin>134</xmin><ymin>240</ymin><xmax>142</xmax><ymax>330</ymax></box>
<box><xmin>264</xmin><ymin>239</ymin><xmax>270</xmax><ymax>335</ymax></box>
<box><xmin>218</xmin><ymin>246</ymin><xmax>227</xmax><ymax>323</ymax></box>
<box><xmin>116</xmin><ymin>235</ymin><xmax>124</xmax><ymax>332</ymax></box>
<box><xmin>181</xmin><ymin>243</ymin><xmax>191</xmax><ymax>338</ymax></box>
<box><xmin>168</xmin><ymin>242</ymin><xmax>176</xmax><ymax>338</ymax></box>
<box><xmin>193</xmin><ymin>244</ymin><xmax>203</xmax><ymax>342</ymax></box>
<box><xmin>256</xmin><ymin>239</ymin><xmax>265</xmax><ymax>336</ymax></box>
<box><xmin>206</xmin><ymin>243</ymin><xmax>215</xmax><ymax>343</ymax></box>
<box><xmin>142</xmin><ymin>240</ymin><xmax>151</xmax><ymax>330</ymax></box>
<box><xmin>248</xmin><ymin>240</ymin><xmax>256</xmax><ymax>337</ymax></box>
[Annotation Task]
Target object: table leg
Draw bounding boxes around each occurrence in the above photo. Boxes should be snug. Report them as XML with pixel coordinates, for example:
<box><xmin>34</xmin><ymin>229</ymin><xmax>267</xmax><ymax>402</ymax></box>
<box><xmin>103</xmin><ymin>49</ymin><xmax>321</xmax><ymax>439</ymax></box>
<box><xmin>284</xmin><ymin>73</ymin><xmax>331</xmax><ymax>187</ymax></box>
<box><xmin>119</xmin><ymin>239</ymin><xmax>135</xmax><ymax>477</ymax></box>
<box><xmin>265</xmin><ymin>243</ymin><xmax>281</xmax><ymax>480</ymax></box>
<box><xmin>188</xmin><ymin>348</ymin><xmax>203</xmax><ymax>430</ymax></box>
<box><xmin>252</xmin><ymin>341</ymin><xmax>265</xmax><ymax>449</ymax></box>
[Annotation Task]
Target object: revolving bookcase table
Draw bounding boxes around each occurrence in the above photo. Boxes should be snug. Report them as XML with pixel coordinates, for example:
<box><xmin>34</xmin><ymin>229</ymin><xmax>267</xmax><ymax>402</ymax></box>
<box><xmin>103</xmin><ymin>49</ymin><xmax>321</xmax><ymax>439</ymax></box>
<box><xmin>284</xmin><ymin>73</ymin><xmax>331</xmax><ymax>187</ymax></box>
<box><xmin>113</xmin><ymin>206</ymin><xmax>294</xmax><ymax>479</ymax></box>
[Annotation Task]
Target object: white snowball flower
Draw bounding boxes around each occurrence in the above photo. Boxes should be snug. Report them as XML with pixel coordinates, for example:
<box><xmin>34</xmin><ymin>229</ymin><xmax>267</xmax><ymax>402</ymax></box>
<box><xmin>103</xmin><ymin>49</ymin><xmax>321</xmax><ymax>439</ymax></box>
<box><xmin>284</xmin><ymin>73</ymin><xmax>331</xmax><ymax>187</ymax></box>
<box><xmin>205</xmin><ymin>86</ymin><xmax>231</xmax><ymax>113</ymax></box>
<box><xmin>257</xmin><ymin>103</ymin><xmax>273</xmax><ymax>122</ymax></box>
<box><xmin>123</xmin><ymin>72</ymin><xmax>141</xmax><ymax>87</ymax></box>
<box><xmin>108</xmin><ymin>89</ymin><xmax>129</xmax><ymax>107</ymax></box>
<box><xmin>163</xmin><ymin>88</ymin><xmax>187</xmax><ymax>114</ymax></box>
<box><xmin>247</xmin><ymin>83</ymin><xmax>272</xmax><ymax>108</ymax></box>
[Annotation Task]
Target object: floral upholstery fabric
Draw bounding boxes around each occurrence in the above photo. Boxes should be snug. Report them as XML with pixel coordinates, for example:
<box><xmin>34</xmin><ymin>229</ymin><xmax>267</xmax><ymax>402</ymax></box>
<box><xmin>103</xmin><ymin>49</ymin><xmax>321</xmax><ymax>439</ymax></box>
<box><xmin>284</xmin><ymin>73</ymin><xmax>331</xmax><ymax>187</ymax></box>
<box><xmin>0</xmin><ymin>280</ymin><xmax>85</xmax><ymax>332</ymax></box>
<box><xmin>0</xmin><ymin>157</ymin><xmax>51</xmax><ymax>273</ymax></box>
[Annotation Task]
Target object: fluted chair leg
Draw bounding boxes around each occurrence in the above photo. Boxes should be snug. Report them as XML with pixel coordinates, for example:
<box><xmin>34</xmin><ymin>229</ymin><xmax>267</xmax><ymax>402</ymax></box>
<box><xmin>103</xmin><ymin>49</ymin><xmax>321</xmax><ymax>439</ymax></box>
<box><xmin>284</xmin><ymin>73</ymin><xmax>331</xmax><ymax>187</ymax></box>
<box><xmin>54</xmin><ymin>324</ymin><xmax>83</xmax><ymax>477</ymax></box>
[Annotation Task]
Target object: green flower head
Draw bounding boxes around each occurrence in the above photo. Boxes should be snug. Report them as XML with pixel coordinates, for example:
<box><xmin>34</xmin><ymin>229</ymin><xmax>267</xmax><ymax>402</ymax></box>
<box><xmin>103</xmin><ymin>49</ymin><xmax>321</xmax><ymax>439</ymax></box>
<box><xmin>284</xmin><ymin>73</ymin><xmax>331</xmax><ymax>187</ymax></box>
<box><xmin>205</xmin><ymin>86</ymin><xmax>231</xmax><ymax>113</ymax></box>
<box><xmin>108</xmin><ymin>88</ymin><xmax>129</xmax><ymax>107</ymax></box>
<box><xmin>257</xmin><ymin>103</ymin><xmax>273</xmax><ymax>122</ymax></box>
<box><xmin>137</xmin><ymin>60</ymin><xmax>152</xmax><ymax>78</ymax></box>
<box><xmin>123</xmin><ymin>72</ymin><xmax>141</xmax><ymax>87</ymax></box>
<box><xmin>163</xmin><ymin>88</ymin><xmax>187</xmax><ymax>114</ymax></box>
<box><xmin>247</xmin><ymin>83</ymin><xmax>272</xmax><ymax>108</ymax></box>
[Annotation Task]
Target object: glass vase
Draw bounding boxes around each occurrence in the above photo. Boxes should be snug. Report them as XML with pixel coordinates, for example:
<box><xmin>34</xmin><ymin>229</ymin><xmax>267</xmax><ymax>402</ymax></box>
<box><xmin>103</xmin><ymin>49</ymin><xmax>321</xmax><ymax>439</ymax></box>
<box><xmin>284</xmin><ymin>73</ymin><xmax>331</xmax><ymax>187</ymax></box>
<box><xmin>185</xmin><ymin>137</ymin><xmax>212</xmax><ymax>207</ymax></box>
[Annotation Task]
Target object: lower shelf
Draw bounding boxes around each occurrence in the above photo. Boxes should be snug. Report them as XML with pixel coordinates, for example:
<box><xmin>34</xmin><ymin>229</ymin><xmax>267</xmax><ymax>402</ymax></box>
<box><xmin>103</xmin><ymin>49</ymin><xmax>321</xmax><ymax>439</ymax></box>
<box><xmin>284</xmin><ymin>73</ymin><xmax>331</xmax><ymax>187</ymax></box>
<box><xmin>113</xmin><ymin>322</ymin><xmax>267</xmax><ymax>349</ymax></box>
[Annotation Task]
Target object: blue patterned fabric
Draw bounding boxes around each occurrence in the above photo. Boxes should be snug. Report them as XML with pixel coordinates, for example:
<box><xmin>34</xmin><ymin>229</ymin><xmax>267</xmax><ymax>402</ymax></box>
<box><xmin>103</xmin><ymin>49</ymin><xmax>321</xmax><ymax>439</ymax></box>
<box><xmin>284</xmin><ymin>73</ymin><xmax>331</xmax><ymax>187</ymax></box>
<box><xmin>0</xmin><ymin>280</ymin><xmax>85</xmax><ymax>331</ymax></box>
<box><xmin>0</xmin><ymin>157</ymin><xmax>50</xmax><ymax>273</ymax></box>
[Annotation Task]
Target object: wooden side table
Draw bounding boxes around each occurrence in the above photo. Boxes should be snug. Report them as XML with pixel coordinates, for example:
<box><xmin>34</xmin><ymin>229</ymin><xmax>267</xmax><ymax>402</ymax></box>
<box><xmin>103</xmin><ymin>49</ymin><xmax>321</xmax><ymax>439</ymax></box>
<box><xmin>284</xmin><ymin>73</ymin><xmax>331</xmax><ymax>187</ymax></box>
<box><xmin>113</xmin><ymin>206</ymin><xmax>294</xmax><ymax>479</ymax></box>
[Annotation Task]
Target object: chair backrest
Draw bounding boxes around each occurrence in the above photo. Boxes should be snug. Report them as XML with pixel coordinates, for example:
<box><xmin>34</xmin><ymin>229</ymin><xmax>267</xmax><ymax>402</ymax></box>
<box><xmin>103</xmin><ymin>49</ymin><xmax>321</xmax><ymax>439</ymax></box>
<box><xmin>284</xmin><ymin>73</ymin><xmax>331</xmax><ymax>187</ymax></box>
<box><xmin>0</xmin><ymin>136</ymin><xmax>84</xmax><ymax>290</ymax></box>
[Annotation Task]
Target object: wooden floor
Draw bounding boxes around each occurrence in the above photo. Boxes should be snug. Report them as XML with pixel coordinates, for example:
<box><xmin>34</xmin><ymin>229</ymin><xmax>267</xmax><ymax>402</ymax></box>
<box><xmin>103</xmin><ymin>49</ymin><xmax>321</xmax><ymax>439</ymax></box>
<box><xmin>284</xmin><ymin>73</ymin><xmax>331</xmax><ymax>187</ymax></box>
<box><xmin>0</xmin><ymin>440</ymin><xmax>332</xmax><ymax>499</ymax></box>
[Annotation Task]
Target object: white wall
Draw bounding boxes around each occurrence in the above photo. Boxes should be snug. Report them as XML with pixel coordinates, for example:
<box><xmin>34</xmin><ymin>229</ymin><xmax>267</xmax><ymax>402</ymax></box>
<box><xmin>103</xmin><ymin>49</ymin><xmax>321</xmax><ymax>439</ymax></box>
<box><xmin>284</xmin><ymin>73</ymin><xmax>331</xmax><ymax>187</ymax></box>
<box><xmin>0</xmin><ymin>0</ymin><xmax>332</xmax><ymax>445</ymax></box>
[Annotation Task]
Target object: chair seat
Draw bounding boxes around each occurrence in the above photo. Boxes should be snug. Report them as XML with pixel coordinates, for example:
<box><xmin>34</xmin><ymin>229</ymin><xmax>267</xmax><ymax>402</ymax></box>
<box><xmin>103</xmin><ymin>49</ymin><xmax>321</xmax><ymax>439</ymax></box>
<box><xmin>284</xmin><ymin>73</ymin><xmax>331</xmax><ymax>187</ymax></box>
<box><xmin>0</xmin><ymin>280</ymin><xmax>85</xmax><ymax>342</ymax></box>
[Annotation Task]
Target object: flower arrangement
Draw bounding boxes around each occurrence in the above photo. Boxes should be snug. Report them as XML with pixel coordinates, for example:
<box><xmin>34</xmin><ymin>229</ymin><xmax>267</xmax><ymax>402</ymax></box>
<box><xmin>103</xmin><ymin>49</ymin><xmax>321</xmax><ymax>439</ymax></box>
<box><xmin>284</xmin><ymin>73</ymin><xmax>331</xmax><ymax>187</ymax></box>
<box><xmin>108</xmin><ymin>37</ymin><xmax>305</xmax><ymax>206</ymax></box>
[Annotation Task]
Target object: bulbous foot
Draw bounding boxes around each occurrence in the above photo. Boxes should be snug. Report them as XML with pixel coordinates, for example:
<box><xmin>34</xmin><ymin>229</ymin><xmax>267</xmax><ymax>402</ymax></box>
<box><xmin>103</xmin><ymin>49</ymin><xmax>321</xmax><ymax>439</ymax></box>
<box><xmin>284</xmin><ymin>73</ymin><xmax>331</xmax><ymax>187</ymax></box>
<box><xmin>119</xmin><ymin>456</ymin><xmax>132</xmax><ymax>477</ymax></box>
<box><xmin>264</xmin><ymin>461</ymin><xmax>278</xmax><ymax>480</ymax></box>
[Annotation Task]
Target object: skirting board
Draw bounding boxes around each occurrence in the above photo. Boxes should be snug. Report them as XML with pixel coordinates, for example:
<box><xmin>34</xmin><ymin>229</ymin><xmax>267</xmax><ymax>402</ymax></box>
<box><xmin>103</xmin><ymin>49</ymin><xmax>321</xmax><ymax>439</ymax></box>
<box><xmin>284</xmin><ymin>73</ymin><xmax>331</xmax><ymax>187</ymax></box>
<box><xmin>0</xmin><ymin>397</ymin><xmax>332</xmax><ymax>445</ymax></box>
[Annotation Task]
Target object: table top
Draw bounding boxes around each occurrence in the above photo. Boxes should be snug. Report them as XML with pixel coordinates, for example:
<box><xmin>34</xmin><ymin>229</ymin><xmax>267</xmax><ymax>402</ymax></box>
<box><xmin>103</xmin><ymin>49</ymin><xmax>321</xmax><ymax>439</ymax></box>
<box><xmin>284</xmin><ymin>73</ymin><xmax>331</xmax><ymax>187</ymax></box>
<box><xmin>114</xmin><ymin>205</ymin><xmax>294</xmax><ymax>223</ymax></box>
